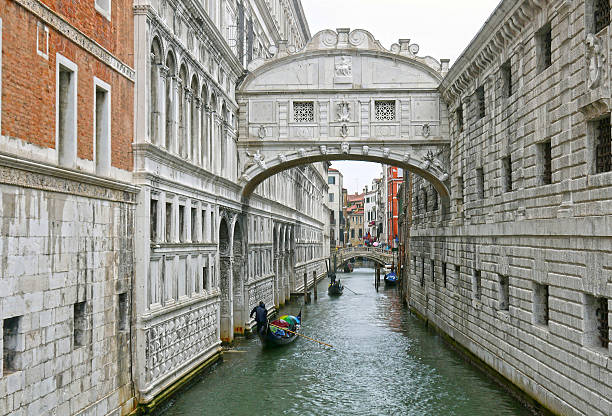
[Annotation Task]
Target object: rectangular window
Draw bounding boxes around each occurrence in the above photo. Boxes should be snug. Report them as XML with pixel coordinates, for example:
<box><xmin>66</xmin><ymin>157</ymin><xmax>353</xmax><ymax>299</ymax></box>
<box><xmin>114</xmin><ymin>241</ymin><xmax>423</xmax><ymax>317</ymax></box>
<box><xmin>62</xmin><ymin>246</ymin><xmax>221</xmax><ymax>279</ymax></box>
<box><xmin>203</xmin><ymin>266</ymin><xmax>208</xmax><ymax>291</ymax></box>
<box><xmin>502</xmin><ymin>155</ymin><xmax>512</xmax><ymax>192</ymax></box>
<box><xmin>455</xmin><ymin>265</ymin><xmax>460</xmax><ymax>282</ymax></box>
<box><xmin>328</xmin><ymin>176</ymin><xmax>336</xmax><ymax>185</ymax></box>
<box><xmin>375</xmin><ymin>100</ymin><xmax>396</xmax><ymax>121</ymax></box>
<box><xmin>498</xmin><ymin>275</ymin><xmax>510</xmax><ymax>311</ymax></box>
<box><xmin>165</xmin><ymin>202</ymin><xmax>173</xmax><ymax>242</ymax></box>
<box><xmin>329</xmin><ymin>193</ymin><xmax>334</xmax><ymax>202</ymax></box>
<box><xmin>593</xmin><ymin>0</ymin><xmax>610</xmax><ymax>33</ymax></box>
<box><xmin>118</xmin><ymin>293</ymin><xmax>128</xmax><ymax>331</ymax></box>
<box><xmin>476</xmin><ymin>168</ymin><xmax>485</xmax><ymax>199</ymax></box>
<box><xmin>94</xmin><ymin>78</ymin><xmax>111</xmax><ymax>176</ymax></box>
<box><xmin>36</xmin><ymin>22</ymin><xmax>49</xmax><ymax>59</ymax></box>
<box><xmin>443</xmin><ymin>262</ymin><xmax>447</xmax><ymax>288</ymax></box>
<box><xmin>420</xmin><ymin>257</ymin><xmax>425</xmax><ymax>287</ymax></box>
<box><xmin>73</xmin><ymin>301</ymin><xmax>88</xmax><ymax>348</ymax></box>
<box><xmin>293</xmin><ymin>101</ymin><xmax>314</xmax><ymax>123</ymax></box>
<box><xmin>501</xmin><ymin>60</ymin><xmax>512</xmax><ymax>97</ymax></box>
<box><xmin>351</xmin><ymin>229</ymin><xmax>355</xmax><ymax>238</ymax></box>
<box><xmin>475</xmin><ymin>86</ymin><xmax>485</xmax><ymax>119</ymax></box>
<box><xmin>584</xmin><ymin>295</ymin><xmax>609</xmax><ymax>349</ymax></box>
<box><xmin>538</xmin><ymin>140</ymin><xmax>552</xmax><ymax>185</ymax></box>
<box><xmin>95</xmin><ymin>0</ymin><xmax>111</xmax><ymax>20</ymax></box>
<box><xmin>178</xmin><ymin>205</ymin><xmax>185</xmax><ymax>243</ymax></box>
<box><xmin>456</xmin><ymin>103</ymin><xmax>464</xmax><ymax>132</ymax></box>
<box><xmin>457</xmin><ymin>175</ymin><xmax>464</xmax><ymax>205</ymax></box>
<box><xmin>3</xmin><ymin>316</ymin><xmax>21</xmax><ymax>374</ymax></box>
<box><xmin>150</xmin><ymin>199</ymin><xmax>158</xmax><ymax>242</ymax></box>
<box><xmin>593</xmin><ymin>115</ymin><xmax>612</xmax><ymax>174</ymax></box>
<box><xmin>358</xmin><ymin>229</ymin><xmax>362</xmax><ymax>238</ymax></box>
<box><xmin>533</xmin><ymin>283</ymin><xmax>549</xmax><ymax>326</ymax></box>
<box><xmin>431</xmin><ymin>260</ymin><xmax>435</xmax><ymax>282</ymax></box>
<box><xmin>536</xmin><ymin>23</ymin><xmax>552</xmax><ymax>73</ymax></box>
<box><xmin>191</xmin><ymin>207</ymin><xmax>197</xmax><ymax>242</ymax></box>
<box><xmin>201</xmin><ymin>210</ymin><xmax>207</xmax><ymax>243</ymax></box>
<box><xmin>56</xmin><ymin>54</ymin><xmax>78</xmax><ymax>168</ymax></box>
<box><xmin>473</xmin><ymin>270</ymin><xmax>482</xmax><ymax>300</ymax></box>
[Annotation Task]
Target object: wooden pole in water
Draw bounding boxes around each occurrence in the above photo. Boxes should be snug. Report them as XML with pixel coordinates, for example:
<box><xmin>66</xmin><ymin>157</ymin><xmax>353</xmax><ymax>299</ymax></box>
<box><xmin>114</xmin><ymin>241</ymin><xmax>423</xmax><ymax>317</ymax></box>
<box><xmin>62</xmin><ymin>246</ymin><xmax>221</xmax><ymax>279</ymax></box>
<box><xmin>375</xmin><ymin>265</ymin><xmax>379</xmax><ymax>291</ymax></box>
<box><xmin>313</xmin><ymin>270</ymin><xmax>317</xmax><ymax>300</ymax></box>
<box><xmin>303</xmin><ymin>272</ymin><xmax>309</xmax><ymax>303</ymax></box>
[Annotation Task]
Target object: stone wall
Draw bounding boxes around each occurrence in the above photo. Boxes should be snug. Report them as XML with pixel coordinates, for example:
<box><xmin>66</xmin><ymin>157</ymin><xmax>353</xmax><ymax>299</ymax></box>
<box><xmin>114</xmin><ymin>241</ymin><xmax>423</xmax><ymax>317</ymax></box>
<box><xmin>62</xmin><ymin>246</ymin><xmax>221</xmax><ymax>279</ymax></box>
<box><xmin>410</xmin><ymin>1</ymin><xmax>612</xmax><ymax>415</ymax></box>
<box><xmin>0</xmin><ymin>160</ymin><xmax>136</xmax><ymax>415</ymax></box>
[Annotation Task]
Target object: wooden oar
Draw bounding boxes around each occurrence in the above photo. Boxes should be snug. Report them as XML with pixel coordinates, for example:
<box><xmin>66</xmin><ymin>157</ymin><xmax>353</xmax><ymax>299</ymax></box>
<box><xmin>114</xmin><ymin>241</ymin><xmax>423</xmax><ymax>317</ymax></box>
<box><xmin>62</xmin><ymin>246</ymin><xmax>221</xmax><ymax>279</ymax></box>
<box><xmin>269</xmin><ymin>324</ymin><xmax>334</xmax><ymax>348</ymax></box>
<box><xmin>343</xmin><ymin>285</ymin><xmax>361</xmax><ymax>295</ymax></box>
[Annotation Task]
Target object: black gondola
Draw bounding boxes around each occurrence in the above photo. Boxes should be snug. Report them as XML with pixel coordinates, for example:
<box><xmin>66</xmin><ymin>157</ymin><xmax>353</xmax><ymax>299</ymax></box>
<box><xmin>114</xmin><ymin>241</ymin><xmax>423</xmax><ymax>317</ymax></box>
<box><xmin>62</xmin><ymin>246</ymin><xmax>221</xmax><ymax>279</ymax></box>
<box><xmin>328</xmin><ymin>280</ymin><xmax>344</xmax><ymax>295</ymax></box>
<box><xmin>258</xmin><ymin>311</ymin><xmax>301</xmax><ymax>347</ymax></box>
<box><xmin>384</xmin><ymin>270</ymin><xmax>398</xmax><ymax>286</ymax></box>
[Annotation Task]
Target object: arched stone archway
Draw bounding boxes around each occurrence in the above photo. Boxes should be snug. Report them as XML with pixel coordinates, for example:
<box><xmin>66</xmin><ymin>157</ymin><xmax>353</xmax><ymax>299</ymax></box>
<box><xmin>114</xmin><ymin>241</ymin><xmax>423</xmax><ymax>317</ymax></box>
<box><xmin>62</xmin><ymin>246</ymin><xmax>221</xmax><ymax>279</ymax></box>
<box><xmin>236</xmin><ymin>28</ymin><xmax>451</xmax><ymax>205</ymax></box>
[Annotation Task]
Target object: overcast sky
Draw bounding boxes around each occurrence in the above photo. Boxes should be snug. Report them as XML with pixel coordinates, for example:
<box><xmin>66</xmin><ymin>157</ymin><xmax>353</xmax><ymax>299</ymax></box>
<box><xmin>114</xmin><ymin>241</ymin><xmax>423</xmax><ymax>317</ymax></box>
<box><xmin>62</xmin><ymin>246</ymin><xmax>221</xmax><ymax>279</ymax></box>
<box><xmin>301</xmin><ymin>0</ymin><xmax>499</xmax><ymax>193</ymax></box>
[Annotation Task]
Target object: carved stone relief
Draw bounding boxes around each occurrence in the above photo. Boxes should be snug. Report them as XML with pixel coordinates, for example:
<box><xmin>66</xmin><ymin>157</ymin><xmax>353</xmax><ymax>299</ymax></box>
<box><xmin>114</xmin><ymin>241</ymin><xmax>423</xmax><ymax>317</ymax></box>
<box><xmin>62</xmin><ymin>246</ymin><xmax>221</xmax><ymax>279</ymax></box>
<box><xmin>585</xmin><ymin>33</ymin><xmax>606</xmax><ymax>89</ymax></box>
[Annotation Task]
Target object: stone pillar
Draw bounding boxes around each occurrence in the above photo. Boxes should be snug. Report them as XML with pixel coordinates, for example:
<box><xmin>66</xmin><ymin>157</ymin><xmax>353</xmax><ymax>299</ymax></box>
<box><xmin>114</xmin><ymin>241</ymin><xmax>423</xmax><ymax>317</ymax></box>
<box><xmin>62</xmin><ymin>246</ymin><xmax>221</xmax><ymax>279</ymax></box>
<box><xmin>193</xmin><ymin>97</ymin><xmax>201</xmax><ymax>164</ymax></box>
<box><xmin>184</xmin><ymin>88</ymin><xmax>192</xmax><ymax>160</ymax></box>
<box><xmin>158</xmin><ymin>65</ymin><xmax>168</xmax><ymax>148</ymax></box>
<box><xmin>171</xmin><ymin>77</ymin><xmax>180</xmax><ymax>154</ymax></box>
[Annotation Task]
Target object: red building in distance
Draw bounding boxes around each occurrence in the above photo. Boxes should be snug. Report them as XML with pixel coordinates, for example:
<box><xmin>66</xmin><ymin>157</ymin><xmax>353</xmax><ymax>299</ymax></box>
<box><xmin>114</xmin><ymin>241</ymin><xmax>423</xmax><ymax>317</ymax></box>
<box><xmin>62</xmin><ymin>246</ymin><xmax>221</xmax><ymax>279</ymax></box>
<box><xmin>387</xmin><ymin>166</ymin><xmax>403</xmax><ymax>246</ymax></box>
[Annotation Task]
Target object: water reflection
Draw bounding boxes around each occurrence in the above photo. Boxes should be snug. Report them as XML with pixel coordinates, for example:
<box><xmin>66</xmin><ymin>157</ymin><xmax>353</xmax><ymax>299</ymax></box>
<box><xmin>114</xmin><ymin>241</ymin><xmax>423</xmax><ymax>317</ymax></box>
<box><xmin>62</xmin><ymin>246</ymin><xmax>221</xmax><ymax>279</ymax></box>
<box><xmin>164</xmin><ymin>268</ymin><xmax>532</xmax><ymax>416</ymax></box>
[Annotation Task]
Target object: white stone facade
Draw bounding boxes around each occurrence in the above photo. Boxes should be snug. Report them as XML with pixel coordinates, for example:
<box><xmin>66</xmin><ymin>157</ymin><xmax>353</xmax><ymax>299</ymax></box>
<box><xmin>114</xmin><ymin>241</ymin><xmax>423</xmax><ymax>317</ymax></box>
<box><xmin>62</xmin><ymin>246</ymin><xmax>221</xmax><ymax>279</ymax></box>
<box><xmin>326</xmin><ymin>168</ymin><xmax>343</xmax><ymax>247</ymax></box>
<box><xmin>409</xmin><ymin>1</ymin><xmax>612</xmax><ymax>415</ymax></box>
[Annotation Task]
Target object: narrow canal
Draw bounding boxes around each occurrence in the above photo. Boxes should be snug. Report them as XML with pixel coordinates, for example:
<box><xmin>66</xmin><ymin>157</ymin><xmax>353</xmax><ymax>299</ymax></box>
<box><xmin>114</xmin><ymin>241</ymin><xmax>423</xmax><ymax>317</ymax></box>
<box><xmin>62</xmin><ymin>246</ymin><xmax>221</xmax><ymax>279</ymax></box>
<box><xmin>164</xmin><ymin>268</ymin><xmax>532</xmax><ymax>416</ymax></box>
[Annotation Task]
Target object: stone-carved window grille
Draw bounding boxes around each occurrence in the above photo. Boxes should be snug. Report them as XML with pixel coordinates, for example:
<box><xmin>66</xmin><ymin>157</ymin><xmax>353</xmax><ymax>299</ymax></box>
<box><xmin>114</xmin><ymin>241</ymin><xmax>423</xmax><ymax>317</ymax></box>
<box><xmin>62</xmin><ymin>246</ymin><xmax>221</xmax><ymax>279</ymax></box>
<box><xmin>498</xmin><ymin>275</ymin><xmax>510</xmax><ymax>311</ymax></box>
<box><xmin>584</xmin><ymin>294</ymin><xmax>610</xmax><ymax>349</ymax></box>
<box><xmin>596</xmin><ymin>297</ymin><xmax>610</xmax><ymax>349</ymax></box>
<box><xmin>456</xmin><ymin>103</ymin><xmax>464</xmax><ymax>132</ymax></box>
<box><xmin>594</xmin><ymin>115</ymin><xmax>611</xmax><ymax>173</ymax></box>
<box><xmin>594</xmin><ymin>0</ymin><xmax>611</xmax><ymax>33</ymax></box>
<box><xmin>476</xmin><ymin>167</ymin><xmax>485</xmax><ymax>199</ymax></box>
<box><xmin>420</xmin><ymin>257</ymin><xmax>425</xmax><ymax>287</ymax></box>
<box><xmin>73</xmin><ymin>302</ymin><xmax>88</xmax><ymax>347</ymax></box>
<box><xmin>431</xmin><ymin>260</ymin><xmax>435</xmax><ymax>282</ymax></box>
<box><xmin>293</xmin><ymin>101</ymin><xmax>314</xmax><ymax>123</ymax></box>
<box><xmin>442</xmin><ymin>263</ymin><xmax>447</xmax><ymax>288</ymax></box>
<box><xmin>375</xmin><ymin>100</ymin><xmax>396</xmax><ymax>121</ymax></box>
<box><xmin>536</xmin><ymin>23</ymin><xmax>552</xmax><ymax>73</ymax></box>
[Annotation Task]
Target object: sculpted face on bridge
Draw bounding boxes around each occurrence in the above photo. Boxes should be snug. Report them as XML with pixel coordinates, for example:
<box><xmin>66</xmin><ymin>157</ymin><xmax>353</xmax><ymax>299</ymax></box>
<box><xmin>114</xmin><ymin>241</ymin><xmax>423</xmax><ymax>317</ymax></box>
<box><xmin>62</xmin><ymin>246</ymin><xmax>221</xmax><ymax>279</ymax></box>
<box><xmin>236</xmin><ymin>29</ymin><xmax>452</xmax><ymax>201</ymax></box>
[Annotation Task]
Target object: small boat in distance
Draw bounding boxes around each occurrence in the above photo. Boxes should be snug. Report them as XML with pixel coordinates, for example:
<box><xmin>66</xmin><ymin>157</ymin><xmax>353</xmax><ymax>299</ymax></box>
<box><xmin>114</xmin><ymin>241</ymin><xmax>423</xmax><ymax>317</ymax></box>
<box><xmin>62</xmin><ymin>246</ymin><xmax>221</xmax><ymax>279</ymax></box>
<box><xmin>258</xmin><ymin>311</ymin><xmax>301</xmax><ymax>347</ymax></box>
<box><xmin>384</xmin><ymin>270</ymin><xmax>398</xmax><ymax>286</ymax></box>
<box><xmin>343</xmin><ymin>263</ymin><xmax>353</xmax><ymax>273</ymax></box>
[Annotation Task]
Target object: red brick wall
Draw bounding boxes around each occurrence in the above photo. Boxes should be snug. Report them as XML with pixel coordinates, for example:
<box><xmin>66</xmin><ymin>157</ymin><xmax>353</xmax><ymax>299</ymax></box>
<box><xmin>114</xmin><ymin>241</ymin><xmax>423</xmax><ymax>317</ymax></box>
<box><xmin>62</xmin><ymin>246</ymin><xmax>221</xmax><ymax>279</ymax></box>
<box><xmin>0</xmin><ymin>0</ymin><xmax>133</xmax><ymax>171</ymax></box>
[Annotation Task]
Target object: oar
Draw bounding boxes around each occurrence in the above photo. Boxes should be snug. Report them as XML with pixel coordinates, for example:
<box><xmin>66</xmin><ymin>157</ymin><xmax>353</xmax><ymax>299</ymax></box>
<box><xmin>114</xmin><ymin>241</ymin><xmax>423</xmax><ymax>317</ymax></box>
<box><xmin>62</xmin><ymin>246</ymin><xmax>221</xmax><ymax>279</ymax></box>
<box><xmin>342</xmin><ymin>285</ymin><xmax>361</xmax><ymax>295</ymax></box>
<box><xmin>269</xmin><ymin>325</ymin><xmax>334</xmax><ymax>349</ymax></box>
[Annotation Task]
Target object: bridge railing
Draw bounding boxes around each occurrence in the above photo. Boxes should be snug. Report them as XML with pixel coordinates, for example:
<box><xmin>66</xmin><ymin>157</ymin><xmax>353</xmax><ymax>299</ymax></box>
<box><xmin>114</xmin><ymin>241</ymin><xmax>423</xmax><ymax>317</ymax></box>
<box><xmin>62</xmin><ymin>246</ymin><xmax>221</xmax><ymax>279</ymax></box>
<box><xmin>337</xmin><ymin>246</ymin><xmax>391</xmax><ymax>256</ymax></box>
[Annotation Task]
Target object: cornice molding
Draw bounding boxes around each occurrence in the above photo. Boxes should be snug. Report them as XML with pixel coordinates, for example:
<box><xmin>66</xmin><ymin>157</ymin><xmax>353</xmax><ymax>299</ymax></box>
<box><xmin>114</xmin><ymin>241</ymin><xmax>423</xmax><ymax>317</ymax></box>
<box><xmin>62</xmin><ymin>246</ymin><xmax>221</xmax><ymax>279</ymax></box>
<box><xmin>15</xmin><ymin>0</ymin><xmax>135</xmax><ymax>81</ymax></box>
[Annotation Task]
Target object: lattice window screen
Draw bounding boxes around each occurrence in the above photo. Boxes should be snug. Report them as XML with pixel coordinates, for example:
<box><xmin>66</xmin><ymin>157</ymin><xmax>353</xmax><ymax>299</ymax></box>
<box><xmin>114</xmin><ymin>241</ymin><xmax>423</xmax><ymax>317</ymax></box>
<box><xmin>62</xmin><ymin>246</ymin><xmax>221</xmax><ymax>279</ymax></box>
<box><xmin>293</xmin><ymin>102</ymin><xmax>314</xmax><ymax>122</ymax></box>
<box><xmin>375</xmin><ymin>100</ymin><xmax>395</xmax><ymax>121</ymax></box>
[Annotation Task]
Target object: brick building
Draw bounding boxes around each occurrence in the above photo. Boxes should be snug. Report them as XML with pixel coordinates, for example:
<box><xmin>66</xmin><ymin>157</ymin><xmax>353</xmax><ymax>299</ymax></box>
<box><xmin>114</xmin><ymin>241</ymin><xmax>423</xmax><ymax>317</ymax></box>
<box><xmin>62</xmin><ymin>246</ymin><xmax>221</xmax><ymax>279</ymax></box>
<box><xmin>0</xmin><ymin>0</ymin><xmax>136</xmax><ymax>414</ymax></box>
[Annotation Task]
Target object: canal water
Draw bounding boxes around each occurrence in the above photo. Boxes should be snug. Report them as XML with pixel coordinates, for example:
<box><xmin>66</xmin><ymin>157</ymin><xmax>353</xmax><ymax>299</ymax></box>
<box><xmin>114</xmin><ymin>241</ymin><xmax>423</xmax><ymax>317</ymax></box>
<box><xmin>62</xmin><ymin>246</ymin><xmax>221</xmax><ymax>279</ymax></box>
<box><xmin>164</xmin><ymin>268</ymin><xmax>532</xmax><ymax>416</ymax></box>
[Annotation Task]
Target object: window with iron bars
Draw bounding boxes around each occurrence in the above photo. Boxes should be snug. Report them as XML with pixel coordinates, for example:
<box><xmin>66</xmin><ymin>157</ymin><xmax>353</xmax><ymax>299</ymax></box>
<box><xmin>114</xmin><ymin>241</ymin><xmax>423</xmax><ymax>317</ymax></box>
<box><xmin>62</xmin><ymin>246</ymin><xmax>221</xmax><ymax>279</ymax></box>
<box><xmin>595</xmin><ymin>115</ymin><xmax>611</xmax><ymax>174</ymax></box>
<box><xmin>375</xmin><ymin>100</ymin><xmax>396</xmax><ymax>121</ymax></box>
<box><xmin>594</xmin><ymin>0</ymin><xmax>611</xmax><ymax>33</ymax></box>
<box><xmin>596</xmin><ymin>297</ymin><xmax>609</xmax><ymax>349</ymax></box>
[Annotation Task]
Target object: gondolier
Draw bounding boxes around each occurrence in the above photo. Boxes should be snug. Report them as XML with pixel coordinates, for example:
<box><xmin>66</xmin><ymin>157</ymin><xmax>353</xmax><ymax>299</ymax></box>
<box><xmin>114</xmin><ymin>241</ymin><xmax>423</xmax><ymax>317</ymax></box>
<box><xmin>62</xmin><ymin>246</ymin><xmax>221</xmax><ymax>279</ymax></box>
<box><xmin>250</xmin><ymin>301</ymin><xmax>268</xmax><ymax>335</ymax></box>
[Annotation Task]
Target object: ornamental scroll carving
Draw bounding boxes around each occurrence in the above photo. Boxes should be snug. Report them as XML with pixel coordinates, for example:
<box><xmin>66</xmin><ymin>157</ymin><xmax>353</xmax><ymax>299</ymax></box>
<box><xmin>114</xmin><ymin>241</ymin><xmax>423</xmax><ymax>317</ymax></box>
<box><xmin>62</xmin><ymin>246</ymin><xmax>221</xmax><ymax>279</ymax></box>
<box><xmin>145</xmin><ymin>304</ymin><xmax>218</xmax><ymax>383</ymax></box>
<box><xmin>586</xmin><ymin>33</ymin><xmax>606</xmax><ymax>89</ymax></box>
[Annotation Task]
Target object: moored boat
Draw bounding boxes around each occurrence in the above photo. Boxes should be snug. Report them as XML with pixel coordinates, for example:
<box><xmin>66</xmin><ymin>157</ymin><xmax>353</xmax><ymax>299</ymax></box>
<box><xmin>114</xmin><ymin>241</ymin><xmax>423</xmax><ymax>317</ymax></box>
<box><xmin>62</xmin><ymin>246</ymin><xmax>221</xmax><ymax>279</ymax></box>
<box><xmin>384</xmin><ymin>270</ymin><xmax>398</xmax><ymax>286</ymax></box>
<box><xmin>258</xmin><ymin>312</ymin><xmax>301</xmax><ymax>347</ymax></box>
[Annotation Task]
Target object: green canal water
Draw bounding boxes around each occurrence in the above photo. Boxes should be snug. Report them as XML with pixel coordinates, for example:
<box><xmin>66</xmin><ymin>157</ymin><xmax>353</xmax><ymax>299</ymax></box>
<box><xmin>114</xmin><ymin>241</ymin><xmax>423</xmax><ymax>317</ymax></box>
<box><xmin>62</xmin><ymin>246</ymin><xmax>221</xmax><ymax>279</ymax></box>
<box><xmin>164</xmin><ymin>268</ymin><xmax>532</xmax><ymax>416</ymax></box>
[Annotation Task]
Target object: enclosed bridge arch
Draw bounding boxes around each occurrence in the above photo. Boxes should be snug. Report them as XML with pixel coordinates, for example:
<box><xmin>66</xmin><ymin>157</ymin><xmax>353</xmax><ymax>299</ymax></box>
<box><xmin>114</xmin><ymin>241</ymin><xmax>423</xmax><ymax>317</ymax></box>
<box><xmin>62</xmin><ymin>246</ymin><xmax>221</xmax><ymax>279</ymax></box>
<box><xmin>236</xmin><ymin>28</ymin><xmax>452</xmax><ymax>205</ymax></box>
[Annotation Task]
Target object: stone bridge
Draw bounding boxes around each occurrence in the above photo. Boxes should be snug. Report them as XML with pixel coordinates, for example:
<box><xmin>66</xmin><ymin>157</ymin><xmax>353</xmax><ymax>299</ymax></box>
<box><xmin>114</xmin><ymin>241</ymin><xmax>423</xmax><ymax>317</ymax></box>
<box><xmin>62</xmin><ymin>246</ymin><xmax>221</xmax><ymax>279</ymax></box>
<box><xmin>335</xmin><ymin>246</ymin><xmax>394</xmax><ymax>268</ymax></box>
<box><xmin>236</xmin><ymin>28</ymin><xmax>452</xmax><ymax>204</ymax></box>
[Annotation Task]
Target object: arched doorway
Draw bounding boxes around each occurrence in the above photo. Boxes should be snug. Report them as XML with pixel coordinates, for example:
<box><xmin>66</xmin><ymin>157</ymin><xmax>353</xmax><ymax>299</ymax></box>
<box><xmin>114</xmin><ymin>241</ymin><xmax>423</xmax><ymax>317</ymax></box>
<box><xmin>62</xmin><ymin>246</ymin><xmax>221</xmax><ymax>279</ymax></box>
<box><xmin>218</xmin><ymin>216</ymin><xmax>232</xmax><ymax>342</ymax></box>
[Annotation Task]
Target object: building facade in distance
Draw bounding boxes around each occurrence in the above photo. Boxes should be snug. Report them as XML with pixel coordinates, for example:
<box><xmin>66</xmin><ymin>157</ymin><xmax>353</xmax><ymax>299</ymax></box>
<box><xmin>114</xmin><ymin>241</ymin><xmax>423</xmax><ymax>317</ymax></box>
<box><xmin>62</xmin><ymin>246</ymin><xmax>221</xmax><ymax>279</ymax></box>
<box><xmin>326</xmin><ymin>167</ymin><xmax>344</xmax><ymax>248</ymax></box>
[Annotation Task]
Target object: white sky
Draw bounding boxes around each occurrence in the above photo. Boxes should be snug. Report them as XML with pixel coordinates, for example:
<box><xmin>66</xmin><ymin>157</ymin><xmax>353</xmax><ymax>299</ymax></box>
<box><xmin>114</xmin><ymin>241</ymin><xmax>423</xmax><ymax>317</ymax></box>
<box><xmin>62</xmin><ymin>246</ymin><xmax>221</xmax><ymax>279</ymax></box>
<box><xmin>302</xmin><ymin>0</ymin><xmax>500</xmax><ymax>193</ymax></box>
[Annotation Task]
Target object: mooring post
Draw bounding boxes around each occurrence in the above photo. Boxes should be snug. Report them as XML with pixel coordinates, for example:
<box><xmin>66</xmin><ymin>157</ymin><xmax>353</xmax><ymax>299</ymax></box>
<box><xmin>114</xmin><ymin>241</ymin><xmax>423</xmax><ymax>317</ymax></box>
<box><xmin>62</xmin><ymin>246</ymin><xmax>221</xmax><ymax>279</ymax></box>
<box><xmin>375</xmin><ymin>265</ymin><xmax>380</xmax><ymax>292</ymax></box>
<box><xmin>313</xmin><ymin>270</ymin><xmax>317</xmax><ymax>300</ymax></box>
<box><xmin>304</xmin><ymin>272</ymin><xmax>309</xmax><ymax>303</ymax></box>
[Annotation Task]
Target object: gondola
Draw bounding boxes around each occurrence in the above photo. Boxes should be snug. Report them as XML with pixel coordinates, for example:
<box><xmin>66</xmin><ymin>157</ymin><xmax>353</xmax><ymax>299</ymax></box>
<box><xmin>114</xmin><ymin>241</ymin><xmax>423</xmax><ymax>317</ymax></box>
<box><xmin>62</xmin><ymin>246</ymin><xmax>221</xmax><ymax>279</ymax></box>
<box><xmin>328</xmin><ymin>279</ymin><xmax>344</xmax><ymax>296</ymax></box>
<box><xmin>258</xmin><ymin>311</ymin><xmax>301</xmax><ymax>347</ymax></box>
<box><xmin>343</xmin><ymin>263</ymin><xmax>353</xmax><ymax>273</ymax></box>
<box><xmin>384</xmin><ymin>270</ymin><xmax>398</xmax><ymax>286</ymax></box>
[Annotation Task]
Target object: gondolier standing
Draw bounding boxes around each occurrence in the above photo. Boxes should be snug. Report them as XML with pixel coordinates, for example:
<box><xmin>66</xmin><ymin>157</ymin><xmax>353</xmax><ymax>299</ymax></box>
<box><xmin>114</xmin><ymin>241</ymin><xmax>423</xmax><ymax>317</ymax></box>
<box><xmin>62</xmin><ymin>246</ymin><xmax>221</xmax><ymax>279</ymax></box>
<box><xmin>250</xmin><ymin>301</ymin><xmax>268</xmax><ymax>335</ymax></box>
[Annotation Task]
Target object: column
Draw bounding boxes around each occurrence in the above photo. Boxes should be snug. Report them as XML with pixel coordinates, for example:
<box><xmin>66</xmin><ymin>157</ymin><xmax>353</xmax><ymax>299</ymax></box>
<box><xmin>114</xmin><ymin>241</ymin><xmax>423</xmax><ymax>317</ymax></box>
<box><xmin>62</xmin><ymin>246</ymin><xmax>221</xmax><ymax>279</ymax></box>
<box><xmin>171</xmin><ymin>77</ymin><xmax>180</xmax><ymax>153</ymax></box>
<box><xmin>158</xmin><ymin>65</ymin><xmax>168</xmax><ymax>148</ymax></box>
<box><xmin>195</xmin><ymin>98</ymin><xmax>202</xmax><ymax>165</ymax></box>
<box><xmin>184</xmin><ymin>88</ymin><xmax>192</xmax><ymax>159</ymax></box>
